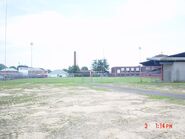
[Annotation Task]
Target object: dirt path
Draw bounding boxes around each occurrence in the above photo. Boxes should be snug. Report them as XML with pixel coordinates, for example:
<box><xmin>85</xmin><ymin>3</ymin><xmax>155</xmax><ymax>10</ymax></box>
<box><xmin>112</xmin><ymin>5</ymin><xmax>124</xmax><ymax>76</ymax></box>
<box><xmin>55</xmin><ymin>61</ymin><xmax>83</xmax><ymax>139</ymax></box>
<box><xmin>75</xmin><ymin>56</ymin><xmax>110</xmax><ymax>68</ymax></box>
<box><xmin>0</xmin><ymin>85</ymin><xmax>185</xmax><ymax>139</ymax></box>
<box><xmin>95</xmin><ymin>84</ymin><xmax>185</xmax><ymax>99</ymax></box>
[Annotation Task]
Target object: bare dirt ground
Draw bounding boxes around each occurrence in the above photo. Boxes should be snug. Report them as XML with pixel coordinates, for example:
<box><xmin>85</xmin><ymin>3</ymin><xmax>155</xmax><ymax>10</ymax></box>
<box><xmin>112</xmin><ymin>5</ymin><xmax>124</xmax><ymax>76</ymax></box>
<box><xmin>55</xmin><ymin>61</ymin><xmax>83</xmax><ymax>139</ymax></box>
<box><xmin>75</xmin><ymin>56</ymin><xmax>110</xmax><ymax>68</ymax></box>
<box><xmin>0</xmin><ymin>85</ymin><xmax>185</xmax><ymax>139</ymax></box>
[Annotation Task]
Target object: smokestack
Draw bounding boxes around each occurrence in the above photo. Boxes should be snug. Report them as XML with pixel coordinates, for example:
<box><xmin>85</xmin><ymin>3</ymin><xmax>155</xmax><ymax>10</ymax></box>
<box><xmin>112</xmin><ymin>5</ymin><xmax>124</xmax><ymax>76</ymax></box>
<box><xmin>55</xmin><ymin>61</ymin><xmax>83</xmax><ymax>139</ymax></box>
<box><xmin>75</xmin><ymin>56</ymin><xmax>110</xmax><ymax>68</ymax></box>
<box><xmin>74</xmin><ymin>51</ymin><xmax>76</xmax><ymax>66</ymax></box>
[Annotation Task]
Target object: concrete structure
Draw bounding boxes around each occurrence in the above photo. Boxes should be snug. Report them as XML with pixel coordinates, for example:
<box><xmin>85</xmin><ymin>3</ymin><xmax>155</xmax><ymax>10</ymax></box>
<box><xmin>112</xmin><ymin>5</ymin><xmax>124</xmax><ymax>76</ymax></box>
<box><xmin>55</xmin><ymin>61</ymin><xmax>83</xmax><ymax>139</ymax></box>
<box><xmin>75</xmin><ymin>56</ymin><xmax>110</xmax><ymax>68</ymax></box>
<box><xmin>147</xmin><ymin>52</ymin><xmax>185</xmax><ymax>82</ymax></box>
<box><xmin>48</xmin><ymin>70</ymin><xmax>68</xmax><ymax>77</ymax></box>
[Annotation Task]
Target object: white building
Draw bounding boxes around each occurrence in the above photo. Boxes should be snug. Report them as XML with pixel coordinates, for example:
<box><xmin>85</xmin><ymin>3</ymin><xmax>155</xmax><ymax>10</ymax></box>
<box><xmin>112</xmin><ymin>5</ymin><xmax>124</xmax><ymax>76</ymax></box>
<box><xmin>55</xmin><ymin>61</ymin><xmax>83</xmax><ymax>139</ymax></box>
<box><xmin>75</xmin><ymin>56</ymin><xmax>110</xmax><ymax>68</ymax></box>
<box><xmin>17</xmin><ymin>65</ymin><xmax>29</xmax><ymax>76</ymax></box>
<box><xmin>48</xmin><ymin>70</ymin><xmax>68</xmax><ymax>78</ymax></box>
<box><xmin>17</xmin><ymin>66</ymin><xmax>47</xmax><ymax>78</ymax></box>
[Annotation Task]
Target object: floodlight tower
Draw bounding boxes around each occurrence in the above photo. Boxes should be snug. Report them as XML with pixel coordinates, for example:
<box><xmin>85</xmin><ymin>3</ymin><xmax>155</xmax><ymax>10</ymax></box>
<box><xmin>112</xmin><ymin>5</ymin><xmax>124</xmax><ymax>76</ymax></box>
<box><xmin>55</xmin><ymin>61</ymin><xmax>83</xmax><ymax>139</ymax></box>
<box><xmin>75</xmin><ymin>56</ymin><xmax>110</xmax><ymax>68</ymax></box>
<box><xmin>30</xmin><ymin>42</ymin><xmax>33</xmax><ymax>67</ymax></box>
<box><xmin>4</xmin><ymin>0</ymin><xmax>8</xmax><ymax>66</ymax></box>
<box><xmin>138</xmin><ymin>46</ymin><xmax>142</xmax><ymax>82</ymax></box>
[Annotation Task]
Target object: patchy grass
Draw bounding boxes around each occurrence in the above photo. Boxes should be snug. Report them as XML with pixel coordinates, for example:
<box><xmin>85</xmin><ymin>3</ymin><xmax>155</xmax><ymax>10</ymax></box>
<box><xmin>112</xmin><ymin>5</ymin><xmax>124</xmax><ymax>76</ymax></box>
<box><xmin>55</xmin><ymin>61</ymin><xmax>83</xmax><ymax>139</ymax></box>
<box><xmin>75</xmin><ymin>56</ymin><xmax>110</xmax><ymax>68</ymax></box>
<box><xmin>133</xmin><ymin>82</ymin><xmax>185</xmax><ymax>94</ymax></box>
<box><xmin>89</xmin><ymin>86</ymin><xmax>110</xmax><ymax>92</ymax></box>
<box><xmin>147</xmin><ymin>95</ymin><xmax>185</xmax><ymax>105</ymax></box>
<box><xmin>0</xmin><ymin>94</ymin><xmax>37</xmax><ymax>106</ymax></box>
<box><xmin>148</xmin><ymin>95</ymin><xmax>171</xmax><ymax>100</ymax></box>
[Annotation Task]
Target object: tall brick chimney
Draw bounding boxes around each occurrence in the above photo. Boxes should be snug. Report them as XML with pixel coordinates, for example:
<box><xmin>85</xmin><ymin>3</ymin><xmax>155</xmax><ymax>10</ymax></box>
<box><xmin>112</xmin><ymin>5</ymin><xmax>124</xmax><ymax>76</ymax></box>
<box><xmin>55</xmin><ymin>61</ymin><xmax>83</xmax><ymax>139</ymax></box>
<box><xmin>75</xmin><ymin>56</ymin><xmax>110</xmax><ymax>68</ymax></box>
<box><xmin>74</xmin><ymin>51</ymin><xmax>76</xmax><ymax>66</ymax></box>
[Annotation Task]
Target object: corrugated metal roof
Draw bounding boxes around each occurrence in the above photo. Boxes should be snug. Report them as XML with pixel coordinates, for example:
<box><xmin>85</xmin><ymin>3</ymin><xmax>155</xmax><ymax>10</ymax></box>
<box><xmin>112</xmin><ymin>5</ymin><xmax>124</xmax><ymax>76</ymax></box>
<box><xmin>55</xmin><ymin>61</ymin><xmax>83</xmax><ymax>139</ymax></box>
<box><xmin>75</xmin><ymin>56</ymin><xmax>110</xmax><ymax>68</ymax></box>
<box><xmin>141</xmin><ymin>52</ymin><xmax>185</xmax><ymax>66</ymax></box>
<box><xmin>148</xmin><ymin>57</ymin><xmax>185</xmax><ymax>61</ymax></box>
<box><xmin>140</xmin><ymin>60</ymin><xmax>161</xmax><ymax>66</ymax></box>
<box><xmin>147</xmin><ymin>52</ymin><xmax>185</xmax><ymax>62</ymax></box>
<box><xmin>168</xmin><ymin>52</ymin><xmax>185</xmax><ymax>57</ymax></box>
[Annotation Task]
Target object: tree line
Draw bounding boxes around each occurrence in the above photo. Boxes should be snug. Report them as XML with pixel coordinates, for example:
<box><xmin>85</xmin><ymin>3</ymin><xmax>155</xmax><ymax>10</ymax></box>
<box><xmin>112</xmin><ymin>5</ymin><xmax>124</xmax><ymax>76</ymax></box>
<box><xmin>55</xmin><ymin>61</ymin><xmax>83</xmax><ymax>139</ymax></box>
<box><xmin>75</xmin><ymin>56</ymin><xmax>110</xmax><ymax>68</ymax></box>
<box><xmin>66</xmin><ymin>59</ymin><xmax>109</xmax><ymax>73</ymax></box>
<box><xmin>0</xmin><ymin>59</ymin><xmax>109</xmax><ymax>74</ymax></box>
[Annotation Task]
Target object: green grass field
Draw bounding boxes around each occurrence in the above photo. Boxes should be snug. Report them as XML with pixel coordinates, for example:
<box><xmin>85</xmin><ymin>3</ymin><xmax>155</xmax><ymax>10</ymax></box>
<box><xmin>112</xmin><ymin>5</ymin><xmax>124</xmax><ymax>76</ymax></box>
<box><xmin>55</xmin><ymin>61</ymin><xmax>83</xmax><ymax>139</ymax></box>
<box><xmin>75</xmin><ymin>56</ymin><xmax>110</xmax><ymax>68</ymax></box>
<box><xmin>1</xmin><ymin>77</ymin><xmax>185</xmax><ymax>94</ymax></box>
<box><xmin>1</xmin><ymin>77</ymin><xmax>185</xmax><ymax>106</ymax></box>
<box><xmin>0</xmin><ymin>77</ymin><xmax>148</xmax><ymax>88</ymax></box>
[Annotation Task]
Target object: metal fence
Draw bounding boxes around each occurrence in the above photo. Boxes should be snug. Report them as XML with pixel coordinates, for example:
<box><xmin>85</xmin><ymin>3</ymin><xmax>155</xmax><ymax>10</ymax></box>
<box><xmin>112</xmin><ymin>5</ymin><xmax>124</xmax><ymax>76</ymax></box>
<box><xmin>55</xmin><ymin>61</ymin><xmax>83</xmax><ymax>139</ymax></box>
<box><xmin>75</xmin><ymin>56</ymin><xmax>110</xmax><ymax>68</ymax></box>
<box><xmin>69</xmin><ymin>71</ymin><xmax>109</xmax><ymax>77</ymax></box>
<box><xmin>140</xmin><ymin>66</ymin><xmax>162</xmax><ymax>79</ymax></box>
<box><xmin>0</xmin><ymin>72</ymin><xmax>47</xmax><ymax>80</ymax></box>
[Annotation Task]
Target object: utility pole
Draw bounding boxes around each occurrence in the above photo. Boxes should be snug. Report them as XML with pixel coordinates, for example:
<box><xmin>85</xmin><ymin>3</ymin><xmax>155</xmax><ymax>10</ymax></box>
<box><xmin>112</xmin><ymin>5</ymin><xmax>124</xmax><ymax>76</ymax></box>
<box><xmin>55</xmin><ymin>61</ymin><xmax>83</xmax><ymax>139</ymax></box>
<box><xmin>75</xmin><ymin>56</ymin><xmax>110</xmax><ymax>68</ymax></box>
<box><xmin>4</xmin><ymin>0</ymin><xmax>8</xmax><ymax>66</ymax></box>
<box><xmin>30</xmin><ymin>42</ymin><xmax>33</xmax><ymax>67</ymax></box>
<box><xmin>138</xmin><ymin>46</ymin><xmax>142</xmax><ymax>82</ymax></box>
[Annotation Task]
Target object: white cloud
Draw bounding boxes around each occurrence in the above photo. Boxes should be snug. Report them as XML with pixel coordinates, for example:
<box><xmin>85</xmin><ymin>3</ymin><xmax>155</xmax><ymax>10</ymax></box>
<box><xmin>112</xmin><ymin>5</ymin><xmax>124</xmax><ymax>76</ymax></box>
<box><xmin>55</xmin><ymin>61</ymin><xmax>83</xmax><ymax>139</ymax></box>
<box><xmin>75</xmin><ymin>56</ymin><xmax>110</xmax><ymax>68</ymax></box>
<box><xmin>0</xmin><ymin>0</ymin><xmax>185</xmax><ymax>69</ymax></box>
<box><xmin>116</xmin><ymin>0</ymin><xmax>177</xmax><ymax>27</ymax></box>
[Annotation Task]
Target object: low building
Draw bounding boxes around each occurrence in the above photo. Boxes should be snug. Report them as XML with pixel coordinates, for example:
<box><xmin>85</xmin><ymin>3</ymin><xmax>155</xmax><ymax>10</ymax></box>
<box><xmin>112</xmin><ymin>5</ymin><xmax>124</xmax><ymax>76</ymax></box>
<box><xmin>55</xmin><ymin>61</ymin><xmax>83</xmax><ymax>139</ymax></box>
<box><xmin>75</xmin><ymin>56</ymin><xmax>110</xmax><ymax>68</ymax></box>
<box><xmin>0</xmin><ymin>68</ymin><xmax>21</xmax><ymax>79</ymax></box>
<box><xmin>147</xmin><ymin>52</ymin><xmax>185</xmax><ymax>82</ymax></box>
<box><xmin>48</xmin><ymin>70</ymin><xmax>68</xmax><ymax>77</ymax></box>
<box><xmin>28</xmin><ymin>68</ymin><xmax>48</xmax><ymax>78</ymax></box>
<box><xmin>17</xmin><ymin>66</ymin><xmax>48</xmax><ymax>78</ymax></box>
<box><xmin>17</xmin><ymin>65</ymin><xmax>29</xmax><ymax>77</ymax></box>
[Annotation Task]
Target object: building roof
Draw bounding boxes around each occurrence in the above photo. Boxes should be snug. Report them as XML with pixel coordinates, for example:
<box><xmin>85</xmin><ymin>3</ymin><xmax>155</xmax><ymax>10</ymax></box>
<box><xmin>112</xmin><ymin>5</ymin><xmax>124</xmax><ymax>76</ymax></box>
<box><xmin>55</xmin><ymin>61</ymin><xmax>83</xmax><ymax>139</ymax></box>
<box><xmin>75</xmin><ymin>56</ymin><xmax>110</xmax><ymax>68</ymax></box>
<box><xmin>140</xmin><ymin>60</ymin><xmax>161</xmax><ymax>66</ymax></box>
<box><xmin>28</xmin><ymin>68</ymin><xmax>46</xmax><ymax>71</ymax></box>
<box><xmin>168</xmin><ymin>52</ymin><xmax>185</xmax><ymax>57</ymax></box>
<box><xmin>17</xmin><ymin>65</ymin><xmax>29</xmax><ymax>69</ymax></box>
<box><xmin>140</xmin><ymin>54</ymin><xmax>166</xmax><ymax>66</ymax></box>
<box><xmin>140</xmin><ymin>52</ymin><xmax>185</xmax><ymax>66</ymax></box>
<box><xmin>147</xmin><ymin>52</ymin><xmax>185</xmax><ymax>62</ymax></box>
<box><xmin>1</xmin><ymin>68</ymin><xmax>18</xmax><ymax>72</ymax></box>
<box><xmin>153</xmin><ymin>54</ymin><xmax>168</xmax><ymax>57</ymax></box>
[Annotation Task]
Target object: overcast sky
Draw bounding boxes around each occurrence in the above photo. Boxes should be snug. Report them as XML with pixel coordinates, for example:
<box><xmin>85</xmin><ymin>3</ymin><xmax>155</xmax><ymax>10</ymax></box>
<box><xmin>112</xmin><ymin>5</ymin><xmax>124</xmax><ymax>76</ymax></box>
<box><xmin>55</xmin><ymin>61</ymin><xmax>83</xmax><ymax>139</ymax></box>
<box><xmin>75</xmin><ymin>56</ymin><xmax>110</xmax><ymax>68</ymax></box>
<box><xmin>0</xmin><ymin>0</ymin><xmax>185</xmax><ymax>70</ymax></box>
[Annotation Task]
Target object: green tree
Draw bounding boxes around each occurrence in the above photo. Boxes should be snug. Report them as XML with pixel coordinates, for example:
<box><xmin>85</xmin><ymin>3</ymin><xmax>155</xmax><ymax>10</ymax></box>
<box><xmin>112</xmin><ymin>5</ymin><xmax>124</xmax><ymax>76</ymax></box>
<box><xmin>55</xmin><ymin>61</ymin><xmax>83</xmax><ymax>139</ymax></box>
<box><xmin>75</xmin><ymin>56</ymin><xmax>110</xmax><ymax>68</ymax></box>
<box><xmin>63</xmin><ymin>69</ymin><xmax>68</xmax><ymax>72</ymax></box>
<box><xmin>81</xmin><ymin>66</ymin><xmax>88</xmax><ymax>71</ymax></box>
<box><xmin>47</xmin><ymin>69</ymin><xmax>52</xmax><ymax>73</ymax></box>
<box><xmin>9</xmin><ymin>66</ymin><xmax>17</xmax><ymax>70</ymax></box>
<box><xmin>92</xmin><ymin>59</ymin><xmax>109</xmax><ymax>73</ymax></box>
<box><xmin>0</xmin><ymin>64</ymin><xmax>6</xmax><ymax>70</ymax></box>
<box><xmin>68</xmin><ymin>65</ymin><xmax>80</xmax><ymax>73</ymax></box>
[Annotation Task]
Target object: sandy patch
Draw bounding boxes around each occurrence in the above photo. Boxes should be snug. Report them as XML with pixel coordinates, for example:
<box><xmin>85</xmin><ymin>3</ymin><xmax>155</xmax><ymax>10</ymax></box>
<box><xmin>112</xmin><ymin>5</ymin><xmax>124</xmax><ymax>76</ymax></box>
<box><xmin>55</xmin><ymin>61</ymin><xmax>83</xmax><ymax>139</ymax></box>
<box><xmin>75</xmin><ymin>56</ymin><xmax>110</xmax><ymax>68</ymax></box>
<box><xmin>0</xmin><ymin>86</ymin><xmax>185</xmax><ymax>139</ymax></box>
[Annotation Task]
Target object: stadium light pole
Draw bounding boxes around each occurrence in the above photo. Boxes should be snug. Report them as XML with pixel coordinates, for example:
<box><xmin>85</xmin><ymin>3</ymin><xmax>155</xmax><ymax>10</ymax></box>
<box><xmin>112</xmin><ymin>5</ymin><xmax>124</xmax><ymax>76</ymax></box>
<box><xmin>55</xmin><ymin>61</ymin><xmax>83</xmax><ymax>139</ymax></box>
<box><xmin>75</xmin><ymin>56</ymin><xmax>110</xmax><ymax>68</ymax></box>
<box><xmin>4</xmin><ymin>0</ymin><xmax>8</xmax><ymax>67</ymax></box>
<box><xmin>138</xmin><ymin>46</ymin><xmax>142</xmax><ymax>82</ymax></box>
<box><xmin>30</xmin><ymin>42</ymin><xmax>33</xmax><ymax>67</ymax></box>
